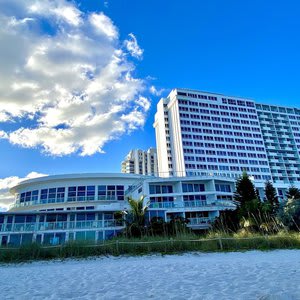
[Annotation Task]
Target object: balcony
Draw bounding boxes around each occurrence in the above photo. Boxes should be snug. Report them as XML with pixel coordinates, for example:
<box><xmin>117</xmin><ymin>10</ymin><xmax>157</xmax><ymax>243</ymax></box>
<box><xmin>187</xmin><ymin>217</ymin><xmax>213</xmax><ymax>228</ymax></box>
<box><xmin>149</xmin><ymin>202</ymin><xmax>175</xmax><ymax>209</ymax></box>
<box><xmin>184</xmin><ymin>200</ymin><xmax>208</xmax><ymax>208</ymax></box>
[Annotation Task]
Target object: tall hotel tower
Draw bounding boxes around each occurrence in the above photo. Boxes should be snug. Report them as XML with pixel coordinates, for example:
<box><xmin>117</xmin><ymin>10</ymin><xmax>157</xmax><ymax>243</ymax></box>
<box><xmin>154</xmin><ymin>88</ymin><xmax>300</xmax><ymax>192</ymax></box>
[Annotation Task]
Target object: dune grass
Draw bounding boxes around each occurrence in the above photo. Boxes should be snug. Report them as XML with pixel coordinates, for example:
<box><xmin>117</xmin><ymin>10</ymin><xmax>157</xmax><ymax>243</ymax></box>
<box><xmin>1</xmin><ymin>232</ymin><xmax>300</xmax><ymax>263</ymax></box>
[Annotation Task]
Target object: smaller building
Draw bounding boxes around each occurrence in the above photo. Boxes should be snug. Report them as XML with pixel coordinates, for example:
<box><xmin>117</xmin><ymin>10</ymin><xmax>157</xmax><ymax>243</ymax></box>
<box><xmin>121</xmin><ymin>148</ymin><xmax>158</xmax><ymax>176</ymax></box>
<box><xmin>0</xmin><ymin>173</ymin><xmax>236</xmax><ymax>246</ymax></box>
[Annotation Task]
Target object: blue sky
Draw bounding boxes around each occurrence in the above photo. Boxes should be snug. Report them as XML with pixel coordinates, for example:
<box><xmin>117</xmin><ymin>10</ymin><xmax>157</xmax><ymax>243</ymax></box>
<box><xmin>0</xmin><ymin>0</ymin><xmax>300</xmax><ymax>183</ymax></box>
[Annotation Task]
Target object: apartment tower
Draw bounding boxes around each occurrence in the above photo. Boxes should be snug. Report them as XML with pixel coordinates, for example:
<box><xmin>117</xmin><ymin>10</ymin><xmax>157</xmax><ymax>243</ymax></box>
<box><xmin>121</xmin><ymin>148</ymin><xmax>158</xmax><ymax>176</ymax></box>
<box><xmin>154</xmin><ymin>88</ymin><xmax>300</xmax><ymax>193</ymax></box>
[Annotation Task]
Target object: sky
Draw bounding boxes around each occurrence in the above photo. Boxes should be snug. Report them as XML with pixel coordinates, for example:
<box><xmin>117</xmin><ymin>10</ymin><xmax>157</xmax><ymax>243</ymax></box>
<box><xmin>0</xmin><ymin>0</ymin><xmax>300</xmax><ymax>208</ymax></box>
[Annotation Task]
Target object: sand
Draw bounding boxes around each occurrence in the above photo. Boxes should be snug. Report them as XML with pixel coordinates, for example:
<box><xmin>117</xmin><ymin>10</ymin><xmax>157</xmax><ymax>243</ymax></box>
<box><xmin>1</xmin><ymin>250</ymin><xmax>300</xmax><ymax>300</ymax></box>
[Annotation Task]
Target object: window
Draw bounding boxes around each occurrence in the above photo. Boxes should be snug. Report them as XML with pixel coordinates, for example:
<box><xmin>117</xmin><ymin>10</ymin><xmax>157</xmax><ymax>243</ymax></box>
<box><xmin>98</xmin><ymin>185</ymin><xmax>124</xmax><ymax>201</ymax></box>
<box><xmin>149</xmin><ymin>185</ymin><xmax>173</xmax><ymax>194</ymax></box>
<box><xmin>182</xmin><ymin>183</ymin><xmax>205</xmax><ymax>193</ymax></box>
<box><xmin>67</xmin><ymin>186</ymin><xmax>96</xmax><ymax>201</ymax></box>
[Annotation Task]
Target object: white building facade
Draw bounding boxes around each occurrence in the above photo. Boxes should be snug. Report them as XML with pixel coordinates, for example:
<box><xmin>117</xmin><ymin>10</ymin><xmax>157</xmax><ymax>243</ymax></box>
<box><xmin>0</xmin><ymin>173</ymin><xmax>235</xmax><ymax>246</ymax></box>
<box><xmin>121</xmin><ymin>148</ymin><xmax>158</xmax><ymax>176</ymax></box>
<box><xmin>154</xmin><ymin>88</ymin><xmax>300</xmax><ymax>196</ymax></box>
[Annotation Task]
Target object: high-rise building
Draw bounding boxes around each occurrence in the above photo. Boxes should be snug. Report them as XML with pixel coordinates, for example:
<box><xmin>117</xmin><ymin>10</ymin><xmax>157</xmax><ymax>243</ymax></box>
<box><xmin>121</xmin><ymin>148</ymin><xmax>158</xmax><ymax>176</ymax></box>
<box><xmin>154</xmin><ymin>88</ymin><xmax>300</xmax><ymax>193</ymax></box>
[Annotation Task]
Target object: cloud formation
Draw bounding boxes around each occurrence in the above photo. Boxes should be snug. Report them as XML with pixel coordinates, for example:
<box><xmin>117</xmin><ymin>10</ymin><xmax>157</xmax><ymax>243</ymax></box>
<box><xmin>149</xmin><ymin>85</ymin><xmax>166</xmax><ymax>97</ymax></box>
<box><xmin>0</xmin><ymin>172</ymin><xmax>47</xmax><ymax>210</ymax></box>
<box><xmin>0</xmin><ymin>0</ymin><xmax>150</xmax><ymax>156</ymax></box>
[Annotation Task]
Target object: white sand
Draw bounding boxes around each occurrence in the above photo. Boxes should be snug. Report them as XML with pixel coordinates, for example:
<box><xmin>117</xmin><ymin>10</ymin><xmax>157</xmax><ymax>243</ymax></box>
<box><xmin>1</xmin><ymin>250</ymin><xmax>300</xmax><ymax>300</ymax></box>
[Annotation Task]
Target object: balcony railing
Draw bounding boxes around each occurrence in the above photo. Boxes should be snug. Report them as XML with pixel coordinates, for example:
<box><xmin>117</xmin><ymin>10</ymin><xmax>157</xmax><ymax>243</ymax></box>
<box><xmin>184</xmin><ymin>200</ymin><xmax>207</xmax><ymax>207</ymax></box>
<box><xmin>187</xmin><ymin>217</ymin><xmax>212</xmax><ymax>225</ymax></box>
<box><xmin>11</xmin><ymin>196</ymin><xmax>123</xmax><ymax>209</ymax></box>
<box><xmin>148</xmin><ymin>200</ymin><xmax>236</xmax><ymax>210</ymax></box>
<box><xmin>0</xmin><ymin>219</ymin><xmax>123</xmax><ymax>232</ymax></box>
<box><xmin>149</xmin><ymin>202</ymin><xmax>175</xmax><ymax>209</ymax></box>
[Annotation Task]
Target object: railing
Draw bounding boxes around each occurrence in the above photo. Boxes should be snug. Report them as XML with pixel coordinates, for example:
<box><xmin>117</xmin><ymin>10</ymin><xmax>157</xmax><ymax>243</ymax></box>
<box><xmin>188</xmin><ymin>217</ymin><xmax>212</xmax><ymax>225</ymax></box>
<box><xmin>11</xmin><ymin>196</ymin><xmax>122</xmax><ymax>209</ymax></box>
<box><xmin>184</xmin><ymin>200</ymin><xmax>207</xmax><ymax>207</ymax></box>
<box><xmin>148</xmin><ymin>200</ymin><xmax>236</xmax><ymax>210</ymax></box>
<box><xmin>145</xmin><ymin>171</ymin><xmax>240</xmax><ymax>179</ymax></box>
<box><xmin>149</xmin><ymin>202</ymin><xmax>175</xmax><ymax>209</ymax></box>
<box><xmin>0</xmin><ymin>219</ymin><xmax>123</xmax><ymax>232</ymax></box>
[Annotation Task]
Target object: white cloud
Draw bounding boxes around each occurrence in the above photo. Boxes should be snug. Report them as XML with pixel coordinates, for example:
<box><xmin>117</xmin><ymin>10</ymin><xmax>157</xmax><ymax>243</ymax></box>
<box><xmin>124</xmin><ymin>33</ymin><xmax>143</xmax><ymax>59</ymax></box>
<box><xmin>0</xmin><ymin>172</ymin><xmax>47</xmax><ymax>211</ymax></box>
<box><xmin>0</xmin><ymin>0</ymin><xmax>151</xmax><ymax>156</ymax></box>
<box><xmin>149</xmin><ymin>85</ymin><xmax>166</xmax><ymax>97</ymax></box>
<box><xmin>89</xmin><ymin>12</ymin><xmax>118</xmax><ymax>39</ymax></box>
<box><xmin>29</xmin><ymin>0</ymin><xmax>82</xmax><ymax>26</ymax></box>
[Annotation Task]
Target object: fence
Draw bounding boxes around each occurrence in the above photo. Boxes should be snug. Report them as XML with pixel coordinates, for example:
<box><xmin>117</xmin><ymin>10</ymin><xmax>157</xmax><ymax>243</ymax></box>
<box><xmin>1</xmin><ymin>235</ymin><xmax>299</xmax><ymax>262</ymax></box>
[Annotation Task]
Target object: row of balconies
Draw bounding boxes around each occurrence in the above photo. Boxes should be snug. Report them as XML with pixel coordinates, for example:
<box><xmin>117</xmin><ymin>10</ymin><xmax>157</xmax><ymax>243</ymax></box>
<box><xmin>0</xmin><ymin>220</ymin><xmax>122</xmax><ymax>233</ymax></box>
<box><xmin>149</xmin><ymin>200</ymin><xmax>236</xmax><ymax>210</ymax></box>
<box><xmin>11</xmin><ymin>196</ymin><xmax>122</xmax><ymax>209</ymax></box>
<box><xmin>0</xmin><ymin>217</ymin><xmax>217</xmax><ymax>233</ymax></box>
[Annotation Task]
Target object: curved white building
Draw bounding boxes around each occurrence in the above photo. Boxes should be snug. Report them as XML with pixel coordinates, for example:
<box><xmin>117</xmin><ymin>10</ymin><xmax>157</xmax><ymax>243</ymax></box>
<box><xmin>0</xmin><ymin>173</ymin><xmax>236</xmax><ymax>246</ymax></box>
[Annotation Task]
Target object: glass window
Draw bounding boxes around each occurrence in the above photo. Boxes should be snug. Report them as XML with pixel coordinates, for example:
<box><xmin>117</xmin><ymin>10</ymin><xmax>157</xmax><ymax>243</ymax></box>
<box><xmin>26</xmin><ymin>215</ymin><xmax>36</xmax><ymax>223</ymax></box>
<box><xmin>77</xmin><ymin>213</ymin><xmax>85</xmax><ymax>221</ymax></box>
<box><xmin>48</xmin><ymin>188</ymin><xmax>56</xmax><ymax>200</ymax></box>
<box><xmin>98</xmin><ymin>186</ymin><xmax>106</xmax><ymax>197</ymax></box>
<box><xmin>104</xmin><ymin>213</ymin><xmax>113</xmax><ymax>220</ymax></box>
<box><xmin>155</xmin><ymin>186</ymin><xmax>161</xmax><ymax>194</ymax></box>
<box><xmin>41</xmin><ymin>189</ymin><xmax>48</xmax><ymax>200</ymax></box>
<box><xmin>86</xmin><ymin>213</ymin><xmax>95</xmax><ymax>220</ymax></box>
<box><xmin>20</xmin><ymin>193</ymin><xmax>25</xmax><ymax>203</ymax></box>
<box><xmin>31</xmin><ymin>191</ymin><xmax>38</xmax><ymax>201</ymax></box>
<box><xmin>75</xmin><ymin>231</ymin><xmax>85</xmax><ymax>241</ymax></box>
<box><xmin>46</xmin><ymin>214</ymin><xmax>56</xmax><ymax>222</ymax></box>
<box><xmin>117</xmin><ymin>195</ymin><xmax>124</xmax><ymax>201</ymax></box>
<box><xmin>68</xmin><ymin>187</ymin><xmax>76</xmax><ymax>198</ymax></box>
<box><xmin>188</xmin><ymin>184</ymin><xmax>193</xmax><ymax>192</ymax></box>
<box><xmin>85</xmin><ymin>231</ymin><xmax>96</xmax><ymax>241</ymax></box>
<box><xmin>15</xmin><ymin>215</ymin><xmax>25</xmax><ymax>223</ymax></box>
<box><xmin>10</xmin><ymin>234</ymin><xmax>21</xmax><ymax>246</ymax></box>
<box><xmin>25</xmin><ymin>191</ymin><xmax>31</xmax><ymax>202</ymax></box>
<box><xmin>161</xmin><ymin>185</ymin><xmax>168</xmax><ymax>193</ymax></box>
<box><xmin>22</xmin><ymin>234</ymin><xmax>33</xmax><ymax>245</ymax></box>
<box><xmin>87</xmin><ymin>186</ymin><xmax>95</xmax><ymax>192</ymax></box>
<box><xmin>57</xmin><ymin>214</ymin><xmax>67</xmax><ymax>222</ymax></box>
<box><xmin>149</xmin><ymin>186</ymin><xmax>155</xmax><ymax>194</ymax></box>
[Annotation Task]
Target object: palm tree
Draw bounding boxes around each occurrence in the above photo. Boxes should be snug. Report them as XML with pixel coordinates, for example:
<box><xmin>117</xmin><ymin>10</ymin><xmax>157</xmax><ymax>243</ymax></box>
<box><xmin>126</xmin><ymin>195</ymin><xmax>150</xmax><ymax>237</ymax></box>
